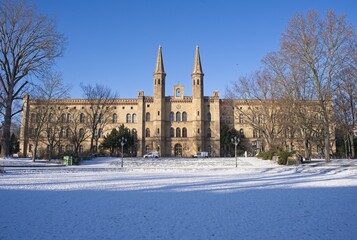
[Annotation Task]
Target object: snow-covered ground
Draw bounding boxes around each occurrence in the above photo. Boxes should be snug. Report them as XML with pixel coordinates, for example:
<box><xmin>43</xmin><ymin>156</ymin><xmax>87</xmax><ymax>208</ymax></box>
<box><xmin>1</xmin><ymin>157</ymin><xmax>357</xmax><ymax>240</ymax></box>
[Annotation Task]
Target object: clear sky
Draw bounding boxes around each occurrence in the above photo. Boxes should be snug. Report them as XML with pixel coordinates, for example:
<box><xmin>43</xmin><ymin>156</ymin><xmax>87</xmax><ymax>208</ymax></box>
<box><xmin>33</xmin><ymin>0</ymin><xmax>357</xmax><ymax>99</ymax></box>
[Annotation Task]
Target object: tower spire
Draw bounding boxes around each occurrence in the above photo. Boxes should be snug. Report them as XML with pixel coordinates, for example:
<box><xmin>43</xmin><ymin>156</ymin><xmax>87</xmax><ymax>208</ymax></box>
<box><xmin>192</xmin><ymin>45</ymin><xmax>203</xmax><ymax>75</ymax></box>
<box><xmin>154</xmin><ymin>45</ymin><xmax>165</xmax><ymax>74</ymax></box>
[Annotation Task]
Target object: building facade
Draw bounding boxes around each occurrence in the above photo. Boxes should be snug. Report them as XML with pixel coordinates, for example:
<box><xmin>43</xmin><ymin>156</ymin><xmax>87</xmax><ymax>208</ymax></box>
<box><xmin>20</xmin><ymin>47</ymin><xmax>221</xmax><ymax>158</ymax></box>
<box><xmin>19</xmin><ymin>47</ymin><xmax>333</xmax><ymax>159</ymax></box>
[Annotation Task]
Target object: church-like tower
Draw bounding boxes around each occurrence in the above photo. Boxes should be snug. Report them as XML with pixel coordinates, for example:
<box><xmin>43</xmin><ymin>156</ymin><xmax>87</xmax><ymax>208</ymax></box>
<box><xmin>153</xmin><ymin>46</ymin><xmax>166</xmax><ymax>156</ymax></box>
<box><xmin>191</xmin><ymin>46</ymin><xmax>205</xmax><ymax>153</ymax></box>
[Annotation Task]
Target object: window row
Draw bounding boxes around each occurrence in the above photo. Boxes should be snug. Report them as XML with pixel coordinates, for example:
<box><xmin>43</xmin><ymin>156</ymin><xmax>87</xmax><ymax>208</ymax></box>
<box><xmin>144</xmin><ymin>128</ymin><xmax>212</xmax><ymax>138</ymax></box>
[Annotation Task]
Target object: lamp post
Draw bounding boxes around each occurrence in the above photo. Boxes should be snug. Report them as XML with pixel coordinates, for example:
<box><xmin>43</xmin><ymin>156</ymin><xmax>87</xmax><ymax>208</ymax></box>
<box><xmin>231</xmin><ymin>136</ymin><xmax>240</xmax><ymax>168</ymax></box>
<box><xmin>120</xmin><ymin>137</ymin><xmax>127</xmax><ymax>168</ymax></box>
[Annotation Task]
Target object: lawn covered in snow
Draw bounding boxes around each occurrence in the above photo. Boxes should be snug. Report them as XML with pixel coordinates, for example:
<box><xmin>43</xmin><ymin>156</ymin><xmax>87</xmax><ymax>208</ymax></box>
<box><xmin>1</xmin><ymin>157</ymin><xmax>357</xmax><ymax>240</ymax></box>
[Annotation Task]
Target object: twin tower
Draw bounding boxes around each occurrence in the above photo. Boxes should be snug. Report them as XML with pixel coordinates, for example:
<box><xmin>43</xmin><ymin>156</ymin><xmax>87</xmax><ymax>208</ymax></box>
<box><xmin>147</xmin><ymin>46</ymin><xmax>220</xmax><ymax>157</ymax></box>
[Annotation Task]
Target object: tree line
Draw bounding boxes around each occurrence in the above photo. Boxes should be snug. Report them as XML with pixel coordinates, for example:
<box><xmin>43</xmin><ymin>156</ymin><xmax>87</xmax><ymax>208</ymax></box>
<box><xmin>227</xmin><ymin>11</ymin><xmax>357</xmax><ymax>161</ymax></box>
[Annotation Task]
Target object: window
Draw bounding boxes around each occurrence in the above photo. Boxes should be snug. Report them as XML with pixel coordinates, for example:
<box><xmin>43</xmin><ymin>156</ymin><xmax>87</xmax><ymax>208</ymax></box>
<box><xmin>132</xmin><ymin>114</ymin><xmax>137</xmax><ymax>123</ymax></box>
<box><xmin>182</xmin><ymin>112</ymin><xmax>187</xmax><ymax>122</ymax></box>
<box><xmin>67</xmin><ymin>113</ymin><xmax>72</xmax><ymax>122</ymax></box>
<box><xmin>126</xmin><ymin>113</ymin><xmax>131</xmax><ymax>123</ymax></box>
<box><xmin>79</xmin><ymin>128</ymin><xmax>85</xmax><ymax>138</ymax></box>
<box><xmin>239</xmin><ymin>114</ymin><xmax>244</xmax><ymax>124</ymax></box>
<box><xmin>170</xmin><ymin>112</ymin><xmax>174</xmax><ymax>122</ymax></box>
<box><xmin>98</xmin><ymin>128</ymin><xmax>103</xmax><ymax>138</ymax></box>
<box><xmin>146</xmin><ymin>145</ymin><xmax>151</xmax><ymax>153</ymax></box>
<box><xmin>48</xmin><ymin>113</ymin><xmax>54</xmax><ymax>123</ymax></box>
<box><xmin>99</xmin><ymin>114</ymin><xmax>104</xmax><ymax>123</ymax></box>
<box><xmin>176</xmin><ymin>128</ymin><xmax>181</xmax><ymax>138</ymax></box>
<box><xmin>61</xmin><ymin>113</ymin><xmax>66</xmax><ymax>123</ymax></box>
<box><xmin>79</xmin><ymin>145</ymin><xmax>84</xmax><ymax>153</ymax></box>
<box><xmin>253</xmin><ymin>129</ymin><xmax>258</xmax><ymax>138</ymax></box>
<box><xmin>60</xmin><ymin>128</ymin><xmax>66</xmax><ymax>138</ymax></box>
<box><xmin>182</xmin><ymin>127</ymin><xmax>187</xmax><ymax>138</ymax></box>
<box><xmin>258</xmin><ymin>114</ymin><xmax>263</xmax><ymax>124</ymax></box>
<box><xmin>198</xmin><ymin>128</ymin><xmax>200</xmax><ymax>134</ymax></box>
<box><xmin>170</xmin><ymin>128</ymin><xmax>174</xmax><ymax>137</ymax></box>
<box><xmin>239</xmin><ymin>128</ymin><xmax>244</xmax><ymax>137</ymax></box>
<box><xmin>158</xmin><ymin>111</ymin><xmax>160</xmax><ymax>116</ymax></box>
<box><xmin>146</xmin><ymin>112</ymin><xmax>151</xmax><ymax>121</ymax></box>
<box><xmin>80</xmin><ymin>113</ymin><xmax>85</xmax><ymax>123</ymax></box>
<box><xmin>157</xmin><ymin>128</ymin><xmax>160</xmax><ymax>134</ymax></box>
<box><xmin>176</xmin><ymin>112</ymin><xmax>181</xmax><ymax>122</ymax></box>
<box><xmin>145</xmin><ymin>128</ymin><xmax>150</xmax><ymax>137</ymax></box>
<box><xmin>112</xmin><ymin>113</ymin><xmax>117</xmax><ymax>123</ymax></box>
<box><xmin>207</xmin><ymin>112</ymin><xmax>211</xmax><ymax>121</ymax></box>
<box><xmin>197</xmin><ymin>79</ymin><xmax>200</xmax><ymax>85</ymax></box>
<box><xmin>66</xmin><ymin>128</ymin><xmax>71</xmax><ymax>138</ymax></box>
<box><xmin>176</xmin><ymin>88</ymin><xmax>181</xmax><ymax>97</ymax></box>
<box><xmin>207</xmin><ymin>128</ymin><xmax>211</xmax><ymax>138</ymax></box>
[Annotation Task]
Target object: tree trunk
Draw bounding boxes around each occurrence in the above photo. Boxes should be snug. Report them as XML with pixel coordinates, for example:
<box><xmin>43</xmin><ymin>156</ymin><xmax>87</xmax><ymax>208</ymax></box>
<box><xmin>1</xmin><ymin>98</ymin><xmax>13</xmax><ymax>158</ymax></box>
<box><xmin>349</xmin><ymin>133</ymin><xmax>355</xmax><ymax>158</ymax></box>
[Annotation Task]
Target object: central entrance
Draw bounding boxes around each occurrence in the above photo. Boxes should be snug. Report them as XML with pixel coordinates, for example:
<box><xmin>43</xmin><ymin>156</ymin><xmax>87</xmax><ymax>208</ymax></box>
<box><xmin>174</xmin><ymin>143</ymin><xmax>182</xmax><ymax>157</ymax></box>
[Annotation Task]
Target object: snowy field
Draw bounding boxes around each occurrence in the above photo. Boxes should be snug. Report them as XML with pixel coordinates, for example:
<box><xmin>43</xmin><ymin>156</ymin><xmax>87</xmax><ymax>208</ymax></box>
<box><xmin>1</xmin><ymin>157</ymin><xmax>357</xmax><ymax>240</ymax></box>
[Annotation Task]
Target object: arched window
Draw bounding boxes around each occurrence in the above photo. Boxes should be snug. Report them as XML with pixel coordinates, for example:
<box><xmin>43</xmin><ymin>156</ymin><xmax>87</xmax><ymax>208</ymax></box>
<box><xmin>197</xmin><ymin>79</ymin><xmax>200</xmax><ymax>85</ymax></box>
<box><xmin>48</xmin><ymin>113</ymin><xmax>53</xmax><ymax>123</ymax></box>
<box><xmin>79</xmin><ymin>128</ymin><xmax>85</xmax><ymax>138</ymax></box>
<box><xmin>30</xmin><ymin>113</ymin><xmax>36</xmax><ymax>123</ymax></box>
<box><xmin>132</xmin><ymin>114</ymin><xmax>137</xmax><ymax>123</ymax></box>
<box><xmin>176</xmin><ymin>127</ymin><xmax>181</xmax><ymax>138</ymax></box>
<box><xmin>182</xmin><ymin>112</ymin><xmax>187</xmax><ymax>122</ymax></box>
<box><xmin>61</xmin><ymin>113</ymin><xmax>66</xmax><ymax>123</ymax></box>
<box><xmin>145</xmin><ymin>128</ymin><xmax>150</xmax><ymax>137</ymax></box>
<box><xmin>239</xmin><ymin>114</ymin><xmax>244</xmax><ymax>124</ymax></box>
<box><xmin>207</xmin><ymin>112</ymin><xmax>211</xmax><ymax>121</ymax></box>
<box><xmin>99</xmin><ymin>114</ymin><xmax>104</xmax><ymax>123</ymax></box>
<box><xmin>146</xmin><ymin>112</ymin><xmax>151</xmax><ymax>122</ymax></box>
<box><xmin>258</xmin><ymin>114</ymin><xmax>263</xmax><ymax>124</ymax></box>
<box><xmin>80</xmin><ymin>113</ymin><xmax>85</xmax><ymax>123</ymax></box>
<box><xmin>67</xmin><ymin>113</ymin><xmax>72</xmax><ymax>122</ymax></box>
<box><xmin>98</xmin><ymin>128</ymin><xmax>103</xmax><ymax>137</ymax></box>
<box><xmin>112</xmin><ymin>113</ymin><xmax>117</xmax><ymax>123</ymax></box>
<box><xmin>239</xmin><ymin>128</ymin><xmax>244</xmax><ymax>137</ymax></box>
<box><xmin>170</xmin><ymin>128</ymin><xmax>174</xmax><ymax>137</ymax></box>
<box><xmin>182</xmin><ymin>127</ymin><xmax>187</xmax><ymax>138</ymax></box>
<box><xmin>176</xmin><ymin>88</ymin><xmax>181</xmax><ymax>97</ymax></box>
<box><xmin>176</xmin><ymin>112</ymin><xmax>181</xmax><ymax>122</ymax></box>
<box><xmin>126</xmin><ymin>113</ymin><xmax>131</xmax><ymax>123</ymax></box>
<box><xmin>169</xmin><ymin>112</ymin><xmax>174</xmax><ymax>122</ymax></box>
<box><xmin>66</xmin><ymin>128</ymin><xmax>71</xmax><ymax>138</ymax></box>
<box><xmin>253</xmin><ymin>129</ymin><xmax>258</xmax><ymax>138</ymax></box>
<box><xmin>207</xmin><ymin>128</ymin><xmax>211</xmax><ymax>138</ymax></box>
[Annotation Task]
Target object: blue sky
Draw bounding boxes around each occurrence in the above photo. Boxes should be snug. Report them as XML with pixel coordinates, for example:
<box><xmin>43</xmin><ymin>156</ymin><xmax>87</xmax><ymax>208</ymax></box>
<box><xmin>34</xmin><ymin>0</ymin><xmax>357</xmax><ymax>99</ymax></box>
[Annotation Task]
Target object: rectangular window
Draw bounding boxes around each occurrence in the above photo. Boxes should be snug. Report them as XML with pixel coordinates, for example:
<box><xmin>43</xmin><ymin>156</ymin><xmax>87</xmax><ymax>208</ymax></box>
<box><xmin>158</xmin><ymin>111</ymin><xmax>160</xmax><ymax>116</ymax></box>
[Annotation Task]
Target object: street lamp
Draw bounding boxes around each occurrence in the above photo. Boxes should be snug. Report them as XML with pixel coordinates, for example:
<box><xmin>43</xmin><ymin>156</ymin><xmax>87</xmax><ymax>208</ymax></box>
<box><xmin>120</xmin><ymin>137</ymin><xmax>127</xmax><ymax>168</ymax></box>
<box><xmin>231</xmin><ymin>136</ymin><xmax>240</xmax><ymax>168</ymax></box>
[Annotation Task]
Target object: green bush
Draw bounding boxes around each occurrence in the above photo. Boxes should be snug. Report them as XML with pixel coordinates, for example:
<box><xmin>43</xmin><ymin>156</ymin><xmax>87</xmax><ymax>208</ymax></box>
<box><xmin>277</xmin><ymin>151</ymin><xmax>290</xmax><ymax>165</ymax></box>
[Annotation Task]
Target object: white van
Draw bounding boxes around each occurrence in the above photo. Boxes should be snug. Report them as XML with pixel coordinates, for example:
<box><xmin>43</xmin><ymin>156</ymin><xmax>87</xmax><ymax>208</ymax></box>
<box><xmin>192</xmin><ymin>152</ymin><xmax>209</xmax><ymax>158</ymax></box>
<box><xmin>143</xmin><ymin>152</ymin><xmax>160</xmax><ymax>158</ymax></box>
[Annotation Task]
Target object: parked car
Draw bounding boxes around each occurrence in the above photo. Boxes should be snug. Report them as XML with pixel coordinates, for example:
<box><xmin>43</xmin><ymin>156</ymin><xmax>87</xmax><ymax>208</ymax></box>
<box><xmin>143</xmin><ymin>152</ymin><xmax>160</xmax><ymax>158</ymax></box>
<box><xmin>192</xmin><ymin>152</ymin><xmax>209</xmax><ymax>158</ymax></box>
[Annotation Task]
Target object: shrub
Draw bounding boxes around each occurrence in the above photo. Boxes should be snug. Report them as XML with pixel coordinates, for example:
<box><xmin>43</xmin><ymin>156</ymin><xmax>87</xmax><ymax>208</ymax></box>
<box><xmin>277</xmin><ymin>151</ymin><xmax>295</xmax><ymax>165</ymax></box>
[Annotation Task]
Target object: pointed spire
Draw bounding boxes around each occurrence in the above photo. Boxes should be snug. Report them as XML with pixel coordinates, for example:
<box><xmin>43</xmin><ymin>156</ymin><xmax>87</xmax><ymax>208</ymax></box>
<box><xmin>154</xmin><ymin>45</ymin><xmax>165</xmax><ymax>74</ymax></box>
<box><xmin>192</xmin><ymin>45</ymin><xmax>203</xmax><ymax>75</ymax></box>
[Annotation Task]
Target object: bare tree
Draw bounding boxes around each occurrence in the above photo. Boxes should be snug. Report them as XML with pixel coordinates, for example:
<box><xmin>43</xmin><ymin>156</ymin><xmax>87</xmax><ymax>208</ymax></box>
<box><xmin>67</xmin><ymin>108</ymin><xmax>91</xmax><ymax>157</ymax></box>
<box><xmin>227</xmin><ymin>70</ymin><xmax>285</xmax><ymax>151</ymax></box>
<box><xmin>279</xmin><ymin>11</ymin><xmax>356</xmax><ymax>161</ymax></box>
<box><xmin>27</xmin><ymin>72</ymin><xmax>70</xmax><ymax>161</ymax></box>
<box><xmin>0</xmin><ymin>0</ymin><xmax>65</xmax><ymax>157</ymax></box>
<box><xmin>334</xmin><ymin>67</ymin><xmax>357</xmax><ymax>158</ymax></box>
<box><xmin>80</xmin><ymin>83</ymin><xmax>118</xmax><ymax>155</ymax></box>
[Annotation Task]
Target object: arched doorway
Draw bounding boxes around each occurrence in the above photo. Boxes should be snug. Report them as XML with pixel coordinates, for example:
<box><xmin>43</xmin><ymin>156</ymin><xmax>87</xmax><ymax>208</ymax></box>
<box><xmin>174</xmin><ymin>144</ymin><xmax>182</xmax><ymax>157</ymax></box>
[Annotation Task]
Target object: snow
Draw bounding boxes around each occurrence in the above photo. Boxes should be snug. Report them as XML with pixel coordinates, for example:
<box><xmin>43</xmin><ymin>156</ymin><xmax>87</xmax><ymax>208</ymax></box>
<box><xmin>1</xmin><ymin>157</ymin><xmax>357</xmax><ymax>240</ymax></box>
